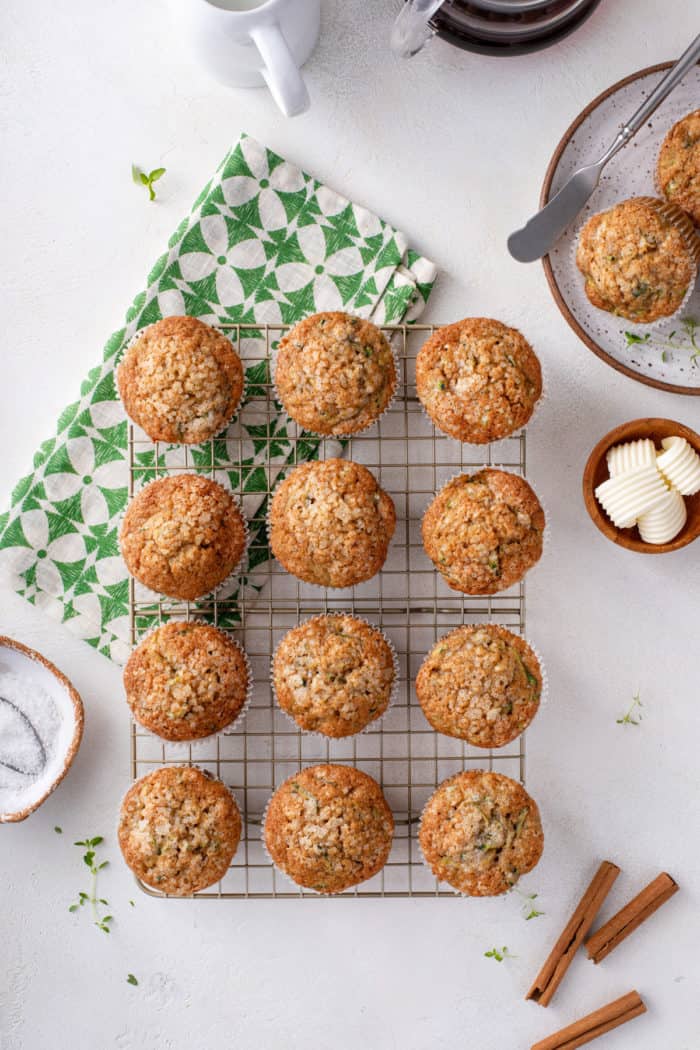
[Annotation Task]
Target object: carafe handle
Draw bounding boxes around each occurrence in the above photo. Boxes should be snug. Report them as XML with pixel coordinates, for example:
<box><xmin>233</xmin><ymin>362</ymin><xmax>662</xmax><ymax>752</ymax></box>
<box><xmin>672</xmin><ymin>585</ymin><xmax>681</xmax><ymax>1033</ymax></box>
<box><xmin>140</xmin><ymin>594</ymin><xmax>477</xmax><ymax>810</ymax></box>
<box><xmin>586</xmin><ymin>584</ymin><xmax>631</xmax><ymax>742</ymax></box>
<box><xmin>251</xmin><ymin>23</ymin><xmax>310</xmax><ymax>118</ymax></box>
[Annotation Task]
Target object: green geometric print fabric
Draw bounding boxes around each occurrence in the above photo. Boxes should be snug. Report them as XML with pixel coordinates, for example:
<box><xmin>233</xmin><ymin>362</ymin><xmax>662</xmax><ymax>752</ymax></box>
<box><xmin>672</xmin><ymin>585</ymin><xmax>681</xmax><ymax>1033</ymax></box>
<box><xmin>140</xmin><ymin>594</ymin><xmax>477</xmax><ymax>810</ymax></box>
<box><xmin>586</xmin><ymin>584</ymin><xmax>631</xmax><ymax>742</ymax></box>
<box><xmin>0</xmin><ymin>135</ymin><xmax>437</xmax><ymax>664</ymax></box>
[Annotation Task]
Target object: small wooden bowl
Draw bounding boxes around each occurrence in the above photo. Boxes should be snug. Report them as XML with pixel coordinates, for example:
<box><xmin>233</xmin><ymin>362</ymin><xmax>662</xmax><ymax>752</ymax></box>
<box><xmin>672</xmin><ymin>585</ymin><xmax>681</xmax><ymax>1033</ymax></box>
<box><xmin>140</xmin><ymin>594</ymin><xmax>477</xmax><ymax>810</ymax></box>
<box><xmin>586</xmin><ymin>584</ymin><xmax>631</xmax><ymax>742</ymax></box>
<box><xmin>0</xmin><ymin>636</ymin><xmax>84</xmax><ymax>823</ymax></box>
<box><xmin>583</xmin><ymin>418</ymin><xmax>700</xmax><ymax>554</ymax></box>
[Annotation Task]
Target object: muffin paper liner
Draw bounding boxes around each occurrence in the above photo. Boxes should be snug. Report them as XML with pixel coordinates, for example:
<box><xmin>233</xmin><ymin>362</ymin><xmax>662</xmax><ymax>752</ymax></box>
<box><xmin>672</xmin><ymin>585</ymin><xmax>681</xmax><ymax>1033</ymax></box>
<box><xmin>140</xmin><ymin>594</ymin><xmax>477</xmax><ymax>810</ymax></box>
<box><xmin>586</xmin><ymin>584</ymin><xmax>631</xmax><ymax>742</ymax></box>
<box><xmin>259</xmin><ymin>766</ymin><xmax>395</xmax><ymax>897</ymax></box>
<box><xmin>420</xmin><ymin>467</ymin><xmax>550</xmax><ymax>597</ymax></box>
<box><xmin>571</xmin><ymin>196</ymin><xmax>700</xmax><ymax>329</ymax></box>
<box><xmin>116</xmin><ymin>321</ymin><xmax>246</xmax><ymax>445</ymax></box>
<box><xmin>264</xmin><ymin>467</ymin><xmax>395</xmax><ymax>591</ymax></box>
<box><xmin>414</xmin><ymin>326</ymin><xmax>547</xmax><ymax>446</ymax></box>
<box><xmin>269</xmin><ymin>613</ymin><xmax>400</xmax><ymax>743</ymax></box>
<box><xmin>119</xmin><ymin>473</ymin><xmax>250</xmax><ymax>604</ymax></box>
<box><xmin>416</xmin><ymin>770</ymin><xmax>543</xmax><ymax>898</ymax></box>
<box><xmin>126</xmin><ymin>617</ymin><xmax>253</xmax><ymax>754</ymax></box>
<box><xmin>416</xmin><ymin>625</ymin><xmax>549</xmax><ymax>750</ymax></box>
<box><xmin>270</xmin><ymin>319</ymin><xmax>401</xmax><ymax>440</ymax></box>
<box><xmin>117</xmin><ymin>763</ymin><xmax>244</xmax><ymax>896</ymax></box>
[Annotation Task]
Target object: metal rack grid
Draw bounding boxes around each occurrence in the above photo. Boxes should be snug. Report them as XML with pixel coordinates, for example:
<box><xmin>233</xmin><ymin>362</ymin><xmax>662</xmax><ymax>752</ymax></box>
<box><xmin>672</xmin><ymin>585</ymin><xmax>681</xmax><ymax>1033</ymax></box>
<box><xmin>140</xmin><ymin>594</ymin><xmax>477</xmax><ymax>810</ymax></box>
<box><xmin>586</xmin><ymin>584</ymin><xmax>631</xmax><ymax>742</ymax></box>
<box><xmin>128</xmin><ymin>322</ymin><xmax>529</xmax><ymax>899</ymax></box>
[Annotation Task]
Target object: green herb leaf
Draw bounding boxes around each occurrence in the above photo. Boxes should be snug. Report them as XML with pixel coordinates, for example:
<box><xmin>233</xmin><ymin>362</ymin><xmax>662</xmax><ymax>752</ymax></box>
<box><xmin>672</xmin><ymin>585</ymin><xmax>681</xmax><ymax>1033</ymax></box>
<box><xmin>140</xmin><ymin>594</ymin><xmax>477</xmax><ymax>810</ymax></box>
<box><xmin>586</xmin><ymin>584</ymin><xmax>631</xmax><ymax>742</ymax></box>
<box><xmin>127</xmin><ymin>974</ymin><xmax>139</xmax><ymax>986</ymax></box>
<box><xmin>149</xmin><ymin>167</ymin><xmax>166</xmax><ymax>182</ymax></box>
<box><xmin>54</xmin><ymin>826</ymin><xmax>62</xmax><ymax>834</ymax></box>
<box><xmin>68</xmin><ymin>904</ymin><xmax>78</xmax><ymax>913</ymax></box>
<box><xmin>616</xmin><ymin>691</ymin><xmax>643</xmax><ymax>727</ymax></box>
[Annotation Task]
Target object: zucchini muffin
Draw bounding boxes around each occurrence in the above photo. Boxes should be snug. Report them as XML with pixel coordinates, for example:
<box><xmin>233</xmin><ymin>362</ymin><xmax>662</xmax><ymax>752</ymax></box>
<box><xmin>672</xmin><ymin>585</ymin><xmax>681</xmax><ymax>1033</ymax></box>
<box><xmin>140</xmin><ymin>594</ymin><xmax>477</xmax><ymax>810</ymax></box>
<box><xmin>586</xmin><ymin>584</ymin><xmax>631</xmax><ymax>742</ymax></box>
<box><xmin>117</xmin><ymin>315</ymin><xmax>244</xmax><ymax>444</ymax></box>
<box><xmin>275</xmin><ymin>312</ymin><xmax>396</xmax><ymax>435</ymax></box>
<box><xmin>272</xmin><ymin>615</ymin><xmax>395</xmax><ymax>738</ymax></box>
<box><xmin>118</xmin><ymin>766</ymin><xmax>241</xmax><ymax>895</ymax></box>
<box><xmin>120</xmin><ymin>474</ymin><xmax>246</xmax><ymax>600</ymax></box>
<box><xmin>269</xmin><ymin>458</ymin><xmax>395</xmax><ymax>588</ymax></box>
<box><xmin>416</xmin><ymin>625</ymin><xmax>541</xmax><ymax>747</ymax></box>
<box><xmin>264</xmin><ymin>764</ymin><xmax>394</xmax><ymax>893</ymax></box>
<box><xmin>422</xmin><ymin>469</ymin><xmax>544</xmax><ymax>595</ymax></box>
<box><xmin>124</xmin><ymin>622</ymin><xmax>250</xmax><ymax>742</ymax></box>
<box><xmin>576</xmin><ymin>196</ymin><xmax>699</xmax><ymax>323</ymax></box>
<box><xmin>416</xmin><ymin>318</ymin><xmax>542</xmax><ymax>444</ymax></box>
<box><xmin>419</xmin><ymin>770</ymin><xmax>543</xmax><ymax>896</ymax></box>
<box><xmin>657</xmin><ymin>109</ymin><xmax>700</xmax><ymax>226</ymax></box>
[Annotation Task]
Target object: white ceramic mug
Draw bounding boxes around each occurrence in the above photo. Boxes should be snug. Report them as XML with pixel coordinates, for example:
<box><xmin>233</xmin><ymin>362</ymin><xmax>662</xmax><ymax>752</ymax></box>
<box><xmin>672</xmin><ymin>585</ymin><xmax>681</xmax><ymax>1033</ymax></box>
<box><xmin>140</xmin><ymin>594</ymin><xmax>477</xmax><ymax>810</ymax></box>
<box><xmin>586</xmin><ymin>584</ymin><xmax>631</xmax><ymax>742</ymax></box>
<box><xmin>186</xmin><ymin>0</ymin><xmax>320</xmax><ymax>118</ymax></box>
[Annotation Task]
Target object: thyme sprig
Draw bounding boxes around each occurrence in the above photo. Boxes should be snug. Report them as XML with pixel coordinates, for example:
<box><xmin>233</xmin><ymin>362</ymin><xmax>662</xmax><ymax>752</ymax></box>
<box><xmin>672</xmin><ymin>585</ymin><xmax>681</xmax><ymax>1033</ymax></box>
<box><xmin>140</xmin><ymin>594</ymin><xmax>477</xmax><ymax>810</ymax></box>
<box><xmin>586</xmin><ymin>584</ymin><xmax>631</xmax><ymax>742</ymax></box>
<box><xmin>617</xmin><ymin>691</ymin><xmax>643</xmax><ymax>727</ymax></box>
<box><xmin>624</xmin><ymin>317</ymin><xmax>700</xmax><ymax>365</ymax></box>
<box><xmin>512</xmin><ymin>885</ymin><xmax>545</xmax><ymax>920</ymax></box>
<box><xmin>68</xmin><ymin>836</ymin><xmax>113</xmax><ymax>933</ymax></box>
<box><xmin>484</xmin><ymin>946</ymin><xmax>516</xmax><ymax>962</ymax></box>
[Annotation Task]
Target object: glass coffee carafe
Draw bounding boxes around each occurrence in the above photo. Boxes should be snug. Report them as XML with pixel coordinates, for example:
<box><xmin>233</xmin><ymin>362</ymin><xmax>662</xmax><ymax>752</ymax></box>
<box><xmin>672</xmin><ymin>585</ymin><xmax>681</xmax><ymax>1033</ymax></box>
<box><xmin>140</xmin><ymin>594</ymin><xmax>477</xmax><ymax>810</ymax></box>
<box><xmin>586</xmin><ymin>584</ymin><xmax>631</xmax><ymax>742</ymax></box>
<box><xmin>391</xmin><ymin>0</ymin><xmax>602</xmax><ymax>58</ymax></box>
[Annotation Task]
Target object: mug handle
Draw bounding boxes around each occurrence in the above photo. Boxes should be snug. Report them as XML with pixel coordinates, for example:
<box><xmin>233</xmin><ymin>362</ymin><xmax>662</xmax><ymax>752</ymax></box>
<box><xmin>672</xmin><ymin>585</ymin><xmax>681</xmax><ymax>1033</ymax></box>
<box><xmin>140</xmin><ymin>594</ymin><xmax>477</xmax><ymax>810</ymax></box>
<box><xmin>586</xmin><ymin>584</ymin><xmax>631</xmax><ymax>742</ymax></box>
<box><xmin>250</xmin><ymin>23</ymin><xmax>310</xmax><ymax>118</ymax></box>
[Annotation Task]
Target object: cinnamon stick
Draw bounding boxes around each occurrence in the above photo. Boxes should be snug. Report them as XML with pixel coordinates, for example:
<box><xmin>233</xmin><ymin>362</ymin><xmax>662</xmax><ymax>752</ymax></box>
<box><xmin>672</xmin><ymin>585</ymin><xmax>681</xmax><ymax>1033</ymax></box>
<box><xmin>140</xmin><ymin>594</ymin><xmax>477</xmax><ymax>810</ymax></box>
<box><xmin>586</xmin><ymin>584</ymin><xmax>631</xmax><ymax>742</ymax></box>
<box><xmin>526</xmin><ymin>860</ymin><xmax>620</xmax><ymax>1007</ymax></box>
<box><xmin>530</xmin><ymin>990</ymin><xmax>646</xmax><ymax>1050</ymax></box>
<box><xmin>585</xmin><ymin>871</ymin><xmax>678</xmax><ymax>964</ymax></box>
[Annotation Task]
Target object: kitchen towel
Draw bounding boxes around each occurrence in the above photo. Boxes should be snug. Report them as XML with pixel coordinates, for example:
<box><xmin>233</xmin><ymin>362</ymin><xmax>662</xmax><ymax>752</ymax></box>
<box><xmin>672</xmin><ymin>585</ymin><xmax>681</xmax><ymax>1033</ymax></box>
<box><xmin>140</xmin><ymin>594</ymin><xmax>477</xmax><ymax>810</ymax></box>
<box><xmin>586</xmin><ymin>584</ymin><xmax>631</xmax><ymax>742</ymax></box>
<box><xmin>0</xmin><ymin>134</ymin><xmax>436</xmax><ymax>663</ymax></box>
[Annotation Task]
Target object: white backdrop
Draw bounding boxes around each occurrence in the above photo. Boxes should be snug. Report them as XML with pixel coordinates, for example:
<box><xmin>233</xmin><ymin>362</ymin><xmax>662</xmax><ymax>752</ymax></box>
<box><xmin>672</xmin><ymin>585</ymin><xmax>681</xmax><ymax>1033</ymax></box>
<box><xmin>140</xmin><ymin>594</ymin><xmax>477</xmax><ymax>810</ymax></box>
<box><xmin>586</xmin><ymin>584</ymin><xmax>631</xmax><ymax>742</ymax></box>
<box><xmin>1</xmin><ymin>2</ymin><xmax>699</xmax><ymax>1047</ymax></box>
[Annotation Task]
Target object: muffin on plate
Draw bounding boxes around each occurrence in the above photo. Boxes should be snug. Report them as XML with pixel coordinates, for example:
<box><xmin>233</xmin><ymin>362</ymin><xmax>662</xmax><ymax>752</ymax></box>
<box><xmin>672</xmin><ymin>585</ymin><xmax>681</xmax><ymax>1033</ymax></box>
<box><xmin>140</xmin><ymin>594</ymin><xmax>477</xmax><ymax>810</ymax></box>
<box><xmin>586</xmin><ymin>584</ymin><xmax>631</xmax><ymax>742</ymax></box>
<box><xmin>576</xmin><ymin>196</ymin><xmax>699</xmax><ymax>323</ymax></box>
<box><xmin>264</xmin><ymin>764</ymin><xmax>394</xmax><ymax>893</ymax></box>
<box><xmin>416</xmin><ymin>318</ymin><xmax>542</xmax><ymax>444</ymax></box>
<box><xmin>415</xmin><ymin>625</ymin><xmax>541</xmax><ymax>748</ymax></box>
<box><xmin>268</xmin><ymin>458</ymin><xmax>395</xmax><ymax>588</ymax></box>
<box><xmin>275</xmin><ymin>312</ymin><xmax>396</xmax><ymax>435</ymax></box>
<box><xmin>117</xmin><ymin>315</ymin><xmax>244</xmax><ymax>444</ymax></box>
<box><xmin>118</xmin><ymin>766</ymin><xmax>241</xmax><ymax>895</ymax></box>
<box><xmin>419</xmin><ymin>770</ymin><xmax>543</xmax><ymax>896</ymax></box>
<box><xmin>657</xmin><ymin>109</ymin><xmax>700</xmax><ymax>226</ymax></box>
<box><xmin>272</xmin><ymin>615</ymin><xmax>395</xmax><ymax>738</ymax></box>
<box><xmin>422</xmin><ymin>469</ymin><xmax>544</xmax><ymax>595</ymax></box>
<box><xmin>124</xmin><ymin>622</ymin><xmax>250</xmax><ymax>741</ymax></box>
<box><xmin>120</xmin><ymin>474</ymin><xmax>246</xmax><ymax>600</ymax></box>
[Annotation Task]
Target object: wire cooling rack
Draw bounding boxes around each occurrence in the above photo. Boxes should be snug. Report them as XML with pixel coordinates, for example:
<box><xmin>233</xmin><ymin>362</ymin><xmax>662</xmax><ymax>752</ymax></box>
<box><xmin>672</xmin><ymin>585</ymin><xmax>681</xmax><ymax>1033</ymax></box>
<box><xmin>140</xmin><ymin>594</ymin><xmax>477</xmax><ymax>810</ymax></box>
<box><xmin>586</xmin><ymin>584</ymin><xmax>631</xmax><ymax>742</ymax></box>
<box><xmin>128</xmin><ymin>322</ymin><xmax>529</xmax><ymax>898</ymax></box>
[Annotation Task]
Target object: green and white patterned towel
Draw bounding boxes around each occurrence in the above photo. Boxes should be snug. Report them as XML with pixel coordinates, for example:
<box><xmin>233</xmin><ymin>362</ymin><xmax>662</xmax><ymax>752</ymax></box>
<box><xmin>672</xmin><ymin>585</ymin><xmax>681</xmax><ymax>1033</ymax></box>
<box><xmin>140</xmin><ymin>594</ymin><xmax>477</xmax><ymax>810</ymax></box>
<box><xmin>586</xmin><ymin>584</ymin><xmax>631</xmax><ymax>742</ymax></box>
<box><xmin>0</xmin><ymin>135</ymin><xmax>436</xmax><ymax>663</ymax></box>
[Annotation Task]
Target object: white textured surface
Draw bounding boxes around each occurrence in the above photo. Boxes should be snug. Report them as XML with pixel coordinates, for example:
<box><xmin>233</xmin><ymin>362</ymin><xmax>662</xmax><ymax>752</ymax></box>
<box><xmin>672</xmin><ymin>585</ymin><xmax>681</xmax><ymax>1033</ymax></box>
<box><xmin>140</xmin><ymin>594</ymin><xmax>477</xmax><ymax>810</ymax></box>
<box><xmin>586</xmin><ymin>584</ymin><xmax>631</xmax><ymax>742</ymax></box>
<box><xmin>1</xmin><ymin>1</ymin><xmax>699</xmax><ymax>1047</ymax></box>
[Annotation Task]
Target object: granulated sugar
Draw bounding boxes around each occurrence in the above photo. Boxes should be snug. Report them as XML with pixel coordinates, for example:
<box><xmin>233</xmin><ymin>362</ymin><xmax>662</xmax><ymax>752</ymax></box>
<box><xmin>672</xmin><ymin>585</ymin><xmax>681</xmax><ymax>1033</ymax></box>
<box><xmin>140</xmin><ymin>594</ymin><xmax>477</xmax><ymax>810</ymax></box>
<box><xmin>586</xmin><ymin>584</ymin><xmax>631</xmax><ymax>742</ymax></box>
<box><xmin>0</xmin><ymin>667</ymin><xmax>76</xmax><ymax>818</ymax></box>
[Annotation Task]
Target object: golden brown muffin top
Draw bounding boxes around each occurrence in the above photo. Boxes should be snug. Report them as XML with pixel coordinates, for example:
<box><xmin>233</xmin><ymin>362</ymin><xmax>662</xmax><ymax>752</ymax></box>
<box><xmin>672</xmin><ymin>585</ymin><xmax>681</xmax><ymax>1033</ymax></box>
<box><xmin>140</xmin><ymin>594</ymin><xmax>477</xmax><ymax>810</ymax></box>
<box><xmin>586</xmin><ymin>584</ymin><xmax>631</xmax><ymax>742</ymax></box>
<box><xmin>419</xmin><ymin>770</ymin><xmax>543</xmax><ymax>896</ymax></box>
<box><xmin>269</xmin><ymin>458</ymin><xmax>395</xmax><ymax>588</ymax></box>
<box><xmin>658</xmin><ymin>109</ymin><xmax>700</xmax><ymax>226</ymax></box>
<box><xmin>575</xmin><ymin>196</ymin><xmax>697</xmax><ymax>323</ymax></box>
<box><xmin>117</xmin><ymin>316</ymin><xmax>243</xmax><ymax>444</ymax></box>
<box><xmin>264</xmin><ymin>764</ymin><xmax>394</xmax><ymax>893</ymax></box>
<box><xmin>416</xmin><ymin>318</ymin><xmax>542</xmax><ymax>444</ymax></box>
<box><xmin>422</xmin><ymin>469</ymin><xmax>544</xmax><ymax>595</ymax></box>
<box><xmin>124</xmin><ymin>622</ymin><xmax>249</xmax><ymax>741</ymax></box>
<box><xmin>416</xmin><ymin>625</ymin><xmax>541</xmax><ymax>748</ymax></box>
<box><xmin>120</xmin><ymin>474</ymin><xmax>246</xmax><ymax>600</ymax></box>
<box><xmin>275</xmin><ymin>312</ymin><xmax>396</xmax><ymax>435</ymax></box>
<box><xmin>273</xmin><ymin>615</ymin><xmax>395</xmax><ymax>737</ymax></box>
<box><xmin>118</xmin><ymin>766</ymin><xmax>241</xmax><ymax>895</ymax></box>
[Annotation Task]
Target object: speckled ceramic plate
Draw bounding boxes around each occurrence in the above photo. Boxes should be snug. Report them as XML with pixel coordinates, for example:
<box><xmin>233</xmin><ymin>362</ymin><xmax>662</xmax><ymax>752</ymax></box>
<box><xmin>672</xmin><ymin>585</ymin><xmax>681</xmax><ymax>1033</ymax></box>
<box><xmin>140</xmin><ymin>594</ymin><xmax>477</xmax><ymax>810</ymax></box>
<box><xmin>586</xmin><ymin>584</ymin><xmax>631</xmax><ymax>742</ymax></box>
<box><xmin>542</xmin><ymin>62</ymin><xmax>700</xmax><ymax>395</ymax></box>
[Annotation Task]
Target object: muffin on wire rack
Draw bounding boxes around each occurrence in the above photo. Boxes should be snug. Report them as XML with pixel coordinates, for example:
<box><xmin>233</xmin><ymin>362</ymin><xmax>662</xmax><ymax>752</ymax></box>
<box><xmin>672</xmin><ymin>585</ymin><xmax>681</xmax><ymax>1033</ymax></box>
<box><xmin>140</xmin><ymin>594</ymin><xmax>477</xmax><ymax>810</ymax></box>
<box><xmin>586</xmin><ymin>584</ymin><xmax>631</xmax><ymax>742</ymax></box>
<box><xmin>415</xmin><ymin>624</ymin><xmax>542</xmax><ymax>748</ymax></box>
<box><xmin>264</xmin><ymin>764</ymin><xmax>394</xmax><ymax>893</ymax></box>
<box><xmin>272</xmin><ymin>615</ymin><xmax>396</xmax><ymax>738</ymax></box>
<box><xmin>422</xmin><ymin>468</ymin><xmax>544</xmax><ymax>595</ymax></box>
<box><xmin>575</xmin><ymin>196</ymin><xmax>700</xmax><ymax>323</ymax></box>
<box><xmin>416</xmin><ymin>318</ymin><xmax>542</xmax><ymax>444</ymax></box>
<box><xmin>117</xmin><ymin>315</ymin><xmax>244</xmax><ymax>444</ymax></box>
<box><xmin>268</xmin><ymin>458</ymin><xmax>395</xmax><ymax>588</ymax></box>
<box><xmin>657</xmin><ymin>109</ymin><xmax>700</xmax><ymax>226</ymax></box>
<box><xmin>120</xmin><ymin>474</ymin><xmax>247</xmax><ymax>600</ymax></box>
<box><xmin>419</xmin><ymin>770</ymin><xmax>543</xmax><ymax>896</ymax></box>
<box><xmin>124</xmin><ymin>621</ymin><xmax>250</xmax><ymax>742</ymax></box>
<box><xmin>274</xmin><ymin>312</ymin><xmax>397</xmax><ymax>436</ymax></box>
<box><xmin>118</xmin><ymin>766</ymin><xmax>241</xmax><ymax>895</ymax></box>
